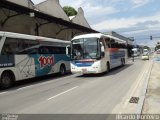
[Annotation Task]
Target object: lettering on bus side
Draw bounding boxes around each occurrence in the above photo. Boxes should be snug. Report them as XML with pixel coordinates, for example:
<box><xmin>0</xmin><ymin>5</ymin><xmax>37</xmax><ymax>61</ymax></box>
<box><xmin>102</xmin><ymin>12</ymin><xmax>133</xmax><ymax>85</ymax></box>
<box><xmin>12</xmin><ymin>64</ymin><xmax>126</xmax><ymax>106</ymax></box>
<box><xmin>38</xmin><ymin>55</ymin><xmax>54</xmax><ymax>69</ymax></box>
<box><xmin>0</xmin><ymin>55</ymin><xmax>15</xmax><ymax>68</ymax></box>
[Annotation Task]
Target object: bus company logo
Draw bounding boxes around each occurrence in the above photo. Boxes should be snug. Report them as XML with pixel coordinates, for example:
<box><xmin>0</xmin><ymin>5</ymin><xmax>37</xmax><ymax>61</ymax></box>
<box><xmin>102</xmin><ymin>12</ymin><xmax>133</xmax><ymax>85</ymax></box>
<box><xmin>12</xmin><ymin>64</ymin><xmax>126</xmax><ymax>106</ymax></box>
<box><xmin>38</xmin><ymin>55</ymin><xmax>54</xmax><ymax>68</ymax></box>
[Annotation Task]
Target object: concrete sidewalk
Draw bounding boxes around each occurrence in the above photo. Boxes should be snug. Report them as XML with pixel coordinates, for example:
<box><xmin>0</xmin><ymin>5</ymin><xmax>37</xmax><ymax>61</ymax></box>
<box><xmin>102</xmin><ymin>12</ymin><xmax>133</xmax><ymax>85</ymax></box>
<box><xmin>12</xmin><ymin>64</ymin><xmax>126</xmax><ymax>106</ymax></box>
<box><xmin>142</xmin><ymin>53</ymin><xmax>160</xmax><ymax>113</ymax></box>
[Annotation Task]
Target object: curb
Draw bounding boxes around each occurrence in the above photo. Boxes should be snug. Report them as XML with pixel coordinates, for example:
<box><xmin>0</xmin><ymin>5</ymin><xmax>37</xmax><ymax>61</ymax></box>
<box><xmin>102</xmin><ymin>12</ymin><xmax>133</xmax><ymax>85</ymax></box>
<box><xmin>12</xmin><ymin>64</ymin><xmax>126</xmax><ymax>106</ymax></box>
<box><xmin>136</xmin><ymin>60</ymin><xmax>153</xmax><ymax>118</ymax></box>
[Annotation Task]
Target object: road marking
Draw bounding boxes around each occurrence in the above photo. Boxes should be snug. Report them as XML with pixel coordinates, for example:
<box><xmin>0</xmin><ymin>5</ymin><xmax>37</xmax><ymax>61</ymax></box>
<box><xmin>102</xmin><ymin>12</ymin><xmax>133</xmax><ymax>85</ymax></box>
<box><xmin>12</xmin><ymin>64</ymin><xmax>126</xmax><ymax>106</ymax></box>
<box><xmin>122</xmin><ymin>61</ymin><xmax>149</xmax><ymax>108</ymax></box>
<box><xmin>136</xmin><ymin>60</ymin><xmax>153</xmax><ymax>114</ymax></box>
<box><xmin>0</xmin><ymin>92</ymin><xmax>7</xmax><ymax>95</ymax></box>
<box><xmin>15</xmin><ymin>74</ymin><xmax>78</xmax><ymax>92</ymax></box>
<box><xmin>47</xmin><ymin>86</ymin><xmax>78</xmax><ymax>100</ymax></box>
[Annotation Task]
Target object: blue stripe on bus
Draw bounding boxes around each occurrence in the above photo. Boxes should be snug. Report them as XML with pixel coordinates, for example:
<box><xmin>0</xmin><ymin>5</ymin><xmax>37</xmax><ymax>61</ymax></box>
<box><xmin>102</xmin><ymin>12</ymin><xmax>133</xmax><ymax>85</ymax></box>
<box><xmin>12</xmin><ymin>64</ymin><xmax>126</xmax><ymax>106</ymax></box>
<box><xmin>71</xmin><ymin>61</ymin><xmax>94</xmax><ymax>67</ymax></box>
<box><xmin>109</xmin><ymin>50</ymin><xmax>125</xmax><ymax>64</ymax></box>
<box><xmin>110</xmin><ymin>51</ymin><xmax>125</xmax><ymax>59</ymax></box>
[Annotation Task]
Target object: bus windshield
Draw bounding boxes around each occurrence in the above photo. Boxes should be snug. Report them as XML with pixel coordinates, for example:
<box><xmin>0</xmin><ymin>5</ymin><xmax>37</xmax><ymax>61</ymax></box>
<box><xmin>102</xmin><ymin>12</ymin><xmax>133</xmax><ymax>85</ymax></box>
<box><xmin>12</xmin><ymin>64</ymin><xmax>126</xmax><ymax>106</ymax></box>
<box><xmin>71</xmin><ymin>38</ymin><xmax>100</xmax><ymax>60</ymax></box>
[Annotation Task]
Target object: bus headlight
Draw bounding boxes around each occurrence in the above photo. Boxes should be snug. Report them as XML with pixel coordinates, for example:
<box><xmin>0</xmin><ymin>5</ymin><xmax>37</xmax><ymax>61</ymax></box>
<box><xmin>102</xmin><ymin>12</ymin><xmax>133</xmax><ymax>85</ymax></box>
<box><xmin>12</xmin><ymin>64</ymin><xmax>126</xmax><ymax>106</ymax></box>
<box><xmin>93</xmin><ymin>66</ymin><xmax>98</xmax><ymax>69</ymax></box>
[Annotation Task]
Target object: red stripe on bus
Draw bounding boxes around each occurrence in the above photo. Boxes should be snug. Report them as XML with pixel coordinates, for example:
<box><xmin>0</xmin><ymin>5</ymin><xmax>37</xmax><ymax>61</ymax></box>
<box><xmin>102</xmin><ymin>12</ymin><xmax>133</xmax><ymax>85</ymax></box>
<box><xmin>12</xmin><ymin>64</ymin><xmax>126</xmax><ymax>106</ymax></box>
<box><xmin>79</xmin><ymin>59</ymin><xmax>95</xmax><ymax>62</ymax></box>
<box><xmin>108</xmin><ymin>48</ymin><xmax>119</xmax><ymax>52</ymax></box>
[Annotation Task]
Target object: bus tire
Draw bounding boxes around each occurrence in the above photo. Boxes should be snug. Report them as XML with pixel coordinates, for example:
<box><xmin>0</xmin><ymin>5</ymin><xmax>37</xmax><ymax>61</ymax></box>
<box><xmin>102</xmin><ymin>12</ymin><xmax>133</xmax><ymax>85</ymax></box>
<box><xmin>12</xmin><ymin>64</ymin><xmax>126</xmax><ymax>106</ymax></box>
<box><xmin>59</xmin><ymin>64</ymin><xmax>66</xmax><ymax>75</ymax></box>
<box><xmin>121</xmin><ymin>58</ymin><xmax>125</xmax><ymax>66</ymax></box>
<box><xmin>123</xmin><ymin>58</ymin><xmax>125</xmax><ymax>65</ymax></box>
<box><xmin>0</xmin><ymin>71</ymin><xmax>14</xmax><ymax>89</ymax></box>
<box><xmin>106</xmin><ymin>62</ymin><xmax>110</xmax><ymax>73</ymax></box>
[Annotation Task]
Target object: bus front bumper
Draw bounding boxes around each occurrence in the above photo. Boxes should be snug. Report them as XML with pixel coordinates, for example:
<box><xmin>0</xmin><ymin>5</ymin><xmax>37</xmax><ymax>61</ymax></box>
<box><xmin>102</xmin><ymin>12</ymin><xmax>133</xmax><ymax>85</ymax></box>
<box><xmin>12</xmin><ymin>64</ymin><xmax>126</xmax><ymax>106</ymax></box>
<box><xmin>71</xmin><ymin>67</ymin><xmax>102</xmax><ymax>74</ymax></box>
<box><xmin>70</xmin><ymin>60</ymin><xmax>103</xmax><ymax>74</ymax></box>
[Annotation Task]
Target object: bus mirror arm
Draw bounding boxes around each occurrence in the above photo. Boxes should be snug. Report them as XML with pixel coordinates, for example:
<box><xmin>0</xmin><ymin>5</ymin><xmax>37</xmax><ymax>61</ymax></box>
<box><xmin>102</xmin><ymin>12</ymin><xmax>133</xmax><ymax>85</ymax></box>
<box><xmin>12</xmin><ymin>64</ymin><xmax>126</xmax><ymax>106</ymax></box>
<box><xmin>101</xmin><ymin>46</ymin><xmax>105</xmax><ymax>52</ymax></box>
<box><xmin>66</xmin><ymin>45</ymin><xmax>70</xmax><ymax>57</ymax></box>
<box><xmin>101</xmin><ymin>52</ymin><xmax>105</xmax><ymax>57</ymax></box>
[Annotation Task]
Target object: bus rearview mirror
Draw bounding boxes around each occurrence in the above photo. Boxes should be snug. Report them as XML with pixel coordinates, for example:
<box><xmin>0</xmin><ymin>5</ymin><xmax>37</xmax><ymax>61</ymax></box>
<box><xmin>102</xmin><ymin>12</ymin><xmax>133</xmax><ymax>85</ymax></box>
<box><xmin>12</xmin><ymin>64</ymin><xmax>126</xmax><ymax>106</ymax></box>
<box><xmin>100</xmin><ymin>42</ymin><xmax>105</xmax><ymax>52</ymax></box>
<box><xmin>66</xmin><ymin>45</ymin><xmax>70</xmax><ymax>57</ymax></box>
<box><xmin>101</xmin><ymin>46</ymin><xmax>105</xmax><ymax>52</ymax></box>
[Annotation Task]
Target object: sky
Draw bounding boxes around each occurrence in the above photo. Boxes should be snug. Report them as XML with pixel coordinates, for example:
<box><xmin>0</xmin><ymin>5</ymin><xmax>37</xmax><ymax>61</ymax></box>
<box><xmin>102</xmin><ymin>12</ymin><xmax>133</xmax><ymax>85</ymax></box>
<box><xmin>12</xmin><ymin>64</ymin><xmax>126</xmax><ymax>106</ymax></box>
<box><xmin>32</xmin><ymin>0</ymin><xmax>160</xmax><ymax>47</ymax></box>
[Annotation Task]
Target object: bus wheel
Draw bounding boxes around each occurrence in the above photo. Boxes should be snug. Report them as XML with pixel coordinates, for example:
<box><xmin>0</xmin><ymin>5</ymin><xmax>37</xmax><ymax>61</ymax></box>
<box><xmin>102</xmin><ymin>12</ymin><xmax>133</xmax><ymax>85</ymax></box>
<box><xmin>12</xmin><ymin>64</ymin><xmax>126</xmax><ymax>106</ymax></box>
<box><xmin>123</xmin><ymin>58</ymin><xmax>125</xmax><ymax>65</ymax></box>
<box><xmin>121</xmin><ymin>58</ymin><xmax>125</xmax><ymax>66</ymax></box>
<box><xmin>106</xmin><ymin>62</ymin><xmax>110</xmax><ymax>73</ymax></box>
<box><xmin>0</xmin><ymin>72</ymin><xmax>14</xmax><ymax>89</ymax></box>
<box><xmin>59</xmin><ymin>65</ymin><xmax>66</xmax><ymax>75</ymax></box>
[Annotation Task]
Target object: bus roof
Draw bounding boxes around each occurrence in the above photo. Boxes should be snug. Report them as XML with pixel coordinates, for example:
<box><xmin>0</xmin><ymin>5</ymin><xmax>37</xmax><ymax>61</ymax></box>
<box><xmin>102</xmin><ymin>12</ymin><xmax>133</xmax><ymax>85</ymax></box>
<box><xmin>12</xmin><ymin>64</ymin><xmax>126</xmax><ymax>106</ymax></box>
<box><xmin>0</xmin><ymin>31</ymin><xmax>70</xmax><ymax>44</ymax></box>
<box><xmin>105</xmin><ymin>35</ymin><xmax>126</xmax><ymax>43</ymax></box>
<box><xmin>72</xmin><ymin>33</ymin><xmax>126</xmax><ymax>43</ymax></box>
<box><xmin>72</xmin><ymin>33</ymin><xmax>104</xmax><ymax>40</ymax></box>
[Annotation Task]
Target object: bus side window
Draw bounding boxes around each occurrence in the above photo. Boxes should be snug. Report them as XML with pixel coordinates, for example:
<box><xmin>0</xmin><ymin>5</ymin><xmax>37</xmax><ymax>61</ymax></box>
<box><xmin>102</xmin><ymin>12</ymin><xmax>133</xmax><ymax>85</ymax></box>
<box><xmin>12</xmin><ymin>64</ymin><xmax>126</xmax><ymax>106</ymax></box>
<box><xmin>51</xmin><ymin>46</ymin><xmax>65</xmax><ymax>54</ymax></box>
<box><xmin>60</xmin><ymin>47</ymin><xmax>66</xmax><ymax>54</ymax></box>
<box><xmin>1</xmin><ymin>45</ymin><xmax>12</xmax><ymax>55</ymax></box>
<box><xmin>18</xmin><ymin>48</ymin><xmax>38</xmax><ymax>54</ymax></box>
<box><xmin>110</xmin><ymin>39</ymin><xmax>116</xmax><ymax>48</ymax></box>
<box><xmin>105</xmin><ymin>38</ymin><xmax>111</xmax><ymax>48</ymax></box>
<box><xmin>22</xmin><ymin>40</ymin><xmax>39</xmax><ymax>51</ymax></box>
<box><xmin>15</xmin><ymin>39</ymin><xmax>39</xmax><ymax>54</ymax></box>
<box><xmin>99</xmin><ymin>38</ymin><xmax>106</xmax><ymax>48</ymax></box>
<box><xmin>52</xmin><ymin>47</ymin><xmax>58</xmax><ymax>54</ymax></box>
<box><xmin>2</xmin><ymin>37</ymin><xmax>39</xmax><ymax>55</ymax></box>
<box><xmin>115</xmin><ymin>42</ymin><xmax>119</xmax><ymax>48</ymax></box>
<box><xmin>1</xmin><ymin>38</ymin><xmax>18</xmax><ymax>55</ymax></box>
<box><xmin>39</xmin><ymin>46</ymin><xmax>51</xmax><ymax>54</ymax></box>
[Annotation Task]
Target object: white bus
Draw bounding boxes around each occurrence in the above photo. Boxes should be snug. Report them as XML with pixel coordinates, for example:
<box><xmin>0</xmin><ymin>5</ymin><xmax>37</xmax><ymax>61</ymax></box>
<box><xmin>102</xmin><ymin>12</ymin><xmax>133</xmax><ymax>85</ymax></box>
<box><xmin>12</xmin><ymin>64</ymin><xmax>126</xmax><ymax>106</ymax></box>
<box><xmin>132</xmin><ymin>48</ymin><xmax>140</xmax><ymax>57</ymax></box>
<box><xmin>0</xmin><ymin>31</ymin><xmax>70</xmax><ymax>88</ymax></box>
<box><xmin>67</xmin><ymin>33</ymin><xmax>127</xmax><ymax>74</ymax></box>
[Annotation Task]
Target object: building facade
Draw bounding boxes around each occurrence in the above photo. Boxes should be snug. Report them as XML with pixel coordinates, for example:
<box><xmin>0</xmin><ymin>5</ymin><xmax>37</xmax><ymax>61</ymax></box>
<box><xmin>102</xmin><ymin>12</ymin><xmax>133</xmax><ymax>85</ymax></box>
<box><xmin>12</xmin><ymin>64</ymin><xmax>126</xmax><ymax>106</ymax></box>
<box><xmin>0</xmin><ymin>0</ymin><xmax>98</xmax><ymax>40</ymax></box>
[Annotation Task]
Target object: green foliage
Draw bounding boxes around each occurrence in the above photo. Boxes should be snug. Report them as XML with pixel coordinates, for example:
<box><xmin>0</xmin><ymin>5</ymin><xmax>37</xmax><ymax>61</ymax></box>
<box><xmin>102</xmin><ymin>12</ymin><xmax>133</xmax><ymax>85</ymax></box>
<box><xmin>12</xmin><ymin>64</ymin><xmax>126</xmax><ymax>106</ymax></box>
<box><xmin>143</xmin><ymin>46</ymin><xmax>150</xmax><ymax>50</ymax></box>
<box><xmin>155</xmin><ymin>42</ymin><xmax>160</xmax><ymax>50</ymax></box>
<box><xmin>63</xmin><ymin>6</ymin><xmax>77</xmax><ymax>17</ymax></box>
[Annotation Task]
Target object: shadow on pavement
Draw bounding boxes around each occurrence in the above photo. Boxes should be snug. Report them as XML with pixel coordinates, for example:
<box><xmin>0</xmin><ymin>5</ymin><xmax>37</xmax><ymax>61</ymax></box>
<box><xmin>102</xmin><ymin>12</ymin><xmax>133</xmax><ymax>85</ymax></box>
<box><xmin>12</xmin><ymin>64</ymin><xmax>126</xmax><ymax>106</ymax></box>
<box><xmin>77</xmin><ymin>64</ymin><xmax>133</xmax><ymax>78</ymax></box>
<box><xmin>0</xmin><ymin>73</ymin><xmax>72</xmax><ymax>91</ymax></box>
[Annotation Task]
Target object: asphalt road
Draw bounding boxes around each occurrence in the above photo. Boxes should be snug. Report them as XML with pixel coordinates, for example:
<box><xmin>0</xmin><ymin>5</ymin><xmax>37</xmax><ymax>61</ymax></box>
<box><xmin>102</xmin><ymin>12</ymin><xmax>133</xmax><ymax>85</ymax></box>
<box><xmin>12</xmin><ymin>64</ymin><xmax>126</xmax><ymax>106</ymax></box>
<box><xmin>0</xmin><ymin>58</ymin><xmax>148</xmax><ymax>114</ymax></box>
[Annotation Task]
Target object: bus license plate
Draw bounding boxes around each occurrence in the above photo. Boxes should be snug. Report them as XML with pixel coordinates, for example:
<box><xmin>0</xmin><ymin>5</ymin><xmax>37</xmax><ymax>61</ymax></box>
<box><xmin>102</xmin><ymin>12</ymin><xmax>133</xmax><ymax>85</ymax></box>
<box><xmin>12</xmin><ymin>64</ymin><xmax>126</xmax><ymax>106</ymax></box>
<box><xmin>82</xmin><ymin>69</ymin><xmax>87</xmax><ymax>72</ymax></box>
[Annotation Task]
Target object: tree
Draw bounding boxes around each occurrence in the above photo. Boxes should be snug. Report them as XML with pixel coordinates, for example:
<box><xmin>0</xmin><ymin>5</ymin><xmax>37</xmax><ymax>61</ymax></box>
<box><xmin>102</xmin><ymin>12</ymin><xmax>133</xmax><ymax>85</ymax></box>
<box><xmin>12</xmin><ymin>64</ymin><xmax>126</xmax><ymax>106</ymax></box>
<box><xmin>143</xmin><ymin>46</ymin><xmax>151</xmax><ymax>51</ymax></box>
<box><xmin>63</xmin><ymin>6</ymin><xmax>77</xmax><ymax>17</ymax></box>
<box><xmin>155</xmin><ymin>42</ymin><xmax>160</xmax><ymax>51</ymax></box>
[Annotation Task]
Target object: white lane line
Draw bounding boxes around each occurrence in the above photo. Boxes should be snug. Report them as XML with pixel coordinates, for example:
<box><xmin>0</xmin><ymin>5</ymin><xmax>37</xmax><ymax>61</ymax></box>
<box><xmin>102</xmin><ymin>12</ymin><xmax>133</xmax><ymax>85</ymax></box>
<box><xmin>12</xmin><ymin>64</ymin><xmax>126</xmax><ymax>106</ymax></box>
<box><xmin>47</xmin><ymin>86</ymin><xmax>78</xmax><ymax>100</ymax></box>
<box><xmin>0</xmin><ymin>92</ymin><xmax>7</xmax><ymax>95</ymax></box>
<box><xmin>15</xmin><ymin>74</ymin><xmax>78</xmax><ymax>91</ymax></box>
<box><xmin>122</xmin><ymin>61</ymin><xmax>148</xmax><ymax>108</ymax></box>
